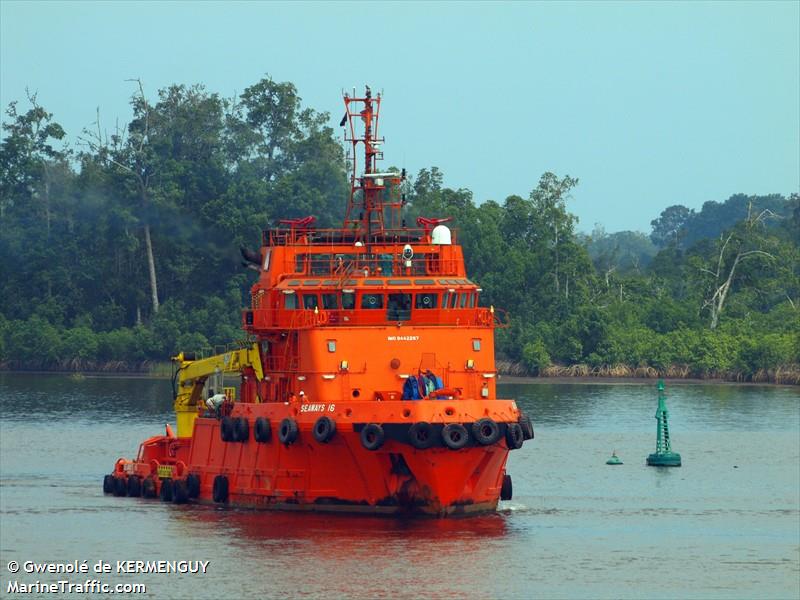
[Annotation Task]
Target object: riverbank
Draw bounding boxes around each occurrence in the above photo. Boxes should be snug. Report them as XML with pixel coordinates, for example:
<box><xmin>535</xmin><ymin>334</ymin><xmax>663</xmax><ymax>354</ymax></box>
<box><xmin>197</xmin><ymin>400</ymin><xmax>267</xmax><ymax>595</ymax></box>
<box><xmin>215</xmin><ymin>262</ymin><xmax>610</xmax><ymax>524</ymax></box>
<box><xmin>2</xmin><ymin>362</ymin><xmax>798</xmax><ymax>385</ymax></box>
<box><xmin>497</xmin><ymin>360</ymin><xmax>800</xmax><ymax>385</ymax></box>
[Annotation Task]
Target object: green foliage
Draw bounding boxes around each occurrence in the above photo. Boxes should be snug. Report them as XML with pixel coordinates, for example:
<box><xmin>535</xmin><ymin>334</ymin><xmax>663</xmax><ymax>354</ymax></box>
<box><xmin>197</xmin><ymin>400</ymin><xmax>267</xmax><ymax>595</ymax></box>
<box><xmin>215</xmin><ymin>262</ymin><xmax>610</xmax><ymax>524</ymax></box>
<box><xmin>0</xmin><ymin>81</ymin><xmax>797</xmax><ymax>382</ymax></box>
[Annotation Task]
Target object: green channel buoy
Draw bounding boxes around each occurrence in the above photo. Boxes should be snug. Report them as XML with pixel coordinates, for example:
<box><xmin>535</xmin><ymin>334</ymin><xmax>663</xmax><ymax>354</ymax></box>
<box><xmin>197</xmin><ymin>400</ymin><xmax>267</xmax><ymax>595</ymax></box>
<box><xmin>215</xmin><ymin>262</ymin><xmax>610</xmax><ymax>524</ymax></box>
<box><xmin>606</xmin><ymin>451</ymin><xmax>623</xmax><ymax>465</ymax></box>
<box><xmin>646</xmin><ymin>380</ymin><xmax>681</xmax><ymax>467</ymax></box>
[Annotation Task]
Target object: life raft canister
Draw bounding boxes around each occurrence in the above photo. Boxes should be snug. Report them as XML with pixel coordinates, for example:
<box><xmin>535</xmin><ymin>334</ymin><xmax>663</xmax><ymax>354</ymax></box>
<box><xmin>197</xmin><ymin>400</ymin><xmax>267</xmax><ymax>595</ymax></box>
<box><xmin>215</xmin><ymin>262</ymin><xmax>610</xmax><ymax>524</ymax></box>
<box><xmin>313</xmin><ymin>416</ymin><xmax>336</xmax><ymax>443</ymax></box>
<box><xmin>360</xmin><ymin>423</ymin><xmax>385</xmax><ymax>451</ymax></box>
<box><xmin>278</xmin><ymin>418</ymin><xmax>299</xmax><ymax>445</ymax></box>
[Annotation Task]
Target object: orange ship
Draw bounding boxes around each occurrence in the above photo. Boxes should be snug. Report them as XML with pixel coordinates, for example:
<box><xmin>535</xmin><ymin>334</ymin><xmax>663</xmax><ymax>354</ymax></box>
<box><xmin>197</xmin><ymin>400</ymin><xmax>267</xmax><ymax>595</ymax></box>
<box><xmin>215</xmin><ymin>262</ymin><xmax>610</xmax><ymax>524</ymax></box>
<box><xmin>104</xmin><ymin>87</ymin><xmax>533</xmax><ymax>516</ymax></box>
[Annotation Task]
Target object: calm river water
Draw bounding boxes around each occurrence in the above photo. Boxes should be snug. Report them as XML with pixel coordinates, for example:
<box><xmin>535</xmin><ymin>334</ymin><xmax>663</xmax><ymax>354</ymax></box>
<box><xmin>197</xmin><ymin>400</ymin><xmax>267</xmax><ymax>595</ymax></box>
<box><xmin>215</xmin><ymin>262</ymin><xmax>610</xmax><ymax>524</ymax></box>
<box><xmin>1</xmin><ymin>374</ymin><xmax>798</xmax><ymax>599</ymax></box>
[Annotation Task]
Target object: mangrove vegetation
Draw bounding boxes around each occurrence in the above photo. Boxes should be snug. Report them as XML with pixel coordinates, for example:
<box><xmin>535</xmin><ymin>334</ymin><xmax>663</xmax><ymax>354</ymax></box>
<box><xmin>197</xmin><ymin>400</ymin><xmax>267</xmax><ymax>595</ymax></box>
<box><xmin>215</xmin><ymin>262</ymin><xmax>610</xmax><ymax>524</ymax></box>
<box><xmin>1</xmin><ymin>78</ymin><xmax>798</xmax><ymax>382</ymax></box>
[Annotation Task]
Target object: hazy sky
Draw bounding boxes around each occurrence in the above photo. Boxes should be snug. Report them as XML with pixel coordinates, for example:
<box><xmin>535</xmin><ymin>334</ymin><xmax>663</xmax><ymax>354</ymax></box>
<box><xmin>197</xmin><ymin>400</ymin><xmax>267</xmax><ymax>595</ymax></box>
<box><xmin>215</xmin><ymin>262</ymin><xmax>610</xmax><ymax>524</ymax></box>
<box><xmin>2</xmin><ymin>1</ymin><xmax>798</xmax><ymax>233</ymax></box>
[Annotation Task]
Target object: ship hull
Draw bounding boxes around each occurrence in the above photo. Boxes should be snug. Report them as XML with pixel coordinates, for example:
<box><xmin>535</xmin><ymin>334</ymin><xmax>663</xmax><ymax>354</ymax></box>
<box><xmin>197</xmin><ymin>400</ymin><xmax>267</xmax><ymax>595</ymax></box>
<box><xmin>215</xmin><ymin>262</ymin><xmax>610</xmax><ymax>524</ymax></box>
<box><xmin>111</xmin><ymin>400</ymin><xmax>519</xmax><ymax>517</ymax></box>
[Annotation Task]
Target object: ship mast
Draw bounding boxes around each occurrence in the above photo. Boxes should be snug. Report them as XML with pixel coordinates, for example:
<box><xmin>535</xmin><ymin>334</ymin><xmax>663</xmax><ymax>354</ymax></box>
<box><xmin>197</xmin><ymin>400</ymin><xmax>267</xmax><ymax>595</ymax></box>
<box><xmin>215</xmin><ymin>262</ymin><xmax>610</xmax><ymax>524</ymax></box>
<box><xmin>342</xmin><ymin>87</ymin><xmax>405</xmax><ymax>245</ymax></box>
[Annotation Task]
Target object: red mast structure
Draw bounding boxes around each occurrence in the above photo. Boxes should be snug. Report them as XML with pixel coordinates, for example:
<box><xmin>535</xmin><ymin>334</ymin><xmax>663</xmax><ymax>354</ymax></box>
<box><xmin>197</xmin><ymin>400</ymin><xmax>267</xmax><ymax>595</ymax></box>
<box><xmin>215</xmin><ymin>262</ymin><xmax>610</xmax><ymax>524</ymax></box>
<box><xmin>342</xmin><ymin>86</ymin><xmax>406</xmax><ymax>243</ymax></box>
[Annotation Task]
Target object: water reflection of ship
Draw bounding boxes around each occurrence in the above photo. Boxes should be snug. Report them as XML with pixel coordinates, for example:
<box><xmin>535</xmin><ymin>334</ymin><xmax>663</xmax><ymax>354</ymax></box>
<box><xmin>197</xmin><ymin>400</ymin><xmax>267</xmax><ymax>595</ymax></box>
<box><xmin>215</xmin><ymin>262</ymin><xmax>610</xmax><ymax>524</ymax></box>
<box><xmin>170</xmin><ymin>504</ymin><xmax>509</xmax><ymax>549</ymax></box>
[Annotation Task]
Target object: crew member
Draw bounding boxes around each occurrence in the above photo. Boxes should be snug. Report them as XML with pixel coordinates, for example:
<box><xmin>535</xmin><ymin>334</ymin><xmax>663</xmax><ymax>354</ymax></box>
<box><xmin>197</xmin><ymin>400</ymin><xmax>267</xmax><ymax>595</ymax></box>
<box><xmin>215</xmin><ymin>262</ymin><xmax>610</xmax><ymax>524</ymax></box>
<box><xmin>206</xmin><ymin>390</ymin><xmax>227</xmax><ymax>416</ymax></box>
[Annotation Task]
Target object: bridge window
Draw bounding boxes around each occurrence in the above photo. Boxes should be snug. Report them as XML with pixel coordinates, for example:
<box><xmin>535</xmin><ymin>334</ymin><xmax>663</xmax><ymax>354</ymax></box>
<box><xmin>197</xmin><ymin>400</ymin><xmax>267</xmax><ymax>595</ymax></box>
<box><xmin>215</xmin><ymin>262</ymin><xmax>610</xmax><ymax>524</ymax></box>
<box><xmin>415</xmin><ymin>293</ymin><xmax>438</xmax><ymax>309</ymax></box>
<box><xmin>469</xmin><ymin>292</ymin><xmax>476</xmax><ymax>308</ymax></box>
<box><xmin>459</xmin><ymin>292</ymin><xmax>468</xmax><ymax>308</ymax></box>
<box><xmin>284</xmin><ymin>293</ymin><xmax>298</xmax><ymax>309</ymax></box>
<box><xmin>322</xmin><ymin>293</ymin><xmax>338</xmax><ymax>309</ymax></box>
<box><xmin>361</xmin><ymin>293</ymin><xmax>383</xmax><ymax>309</ymax></box>
<box><xmin>341</xmin><ymin>292</ymin><xmax>355</xmax><ymax>310</ymax></box>
<box><xmin>450</xmin><ymin>293</ymin><xmax>458</xmax><ymax>309</ymax></box>
<box><xmin>310</xmin><ymin>254</ymin><xmax>331</xmax><ymax>275</ymax></box>
<box><xmin>302</xmin><ymin>294</ymin><xmax>318</xmax><ymax>309</ymax></box>
<box><xmin>294</xmin><ymin>254</ymin><xmax>306</xmax><ymax>273</ymax></box>
<box><xmin>387</xmin><ymin>293</ymin><xmax>411</xmax><ymax>321</ymax></box>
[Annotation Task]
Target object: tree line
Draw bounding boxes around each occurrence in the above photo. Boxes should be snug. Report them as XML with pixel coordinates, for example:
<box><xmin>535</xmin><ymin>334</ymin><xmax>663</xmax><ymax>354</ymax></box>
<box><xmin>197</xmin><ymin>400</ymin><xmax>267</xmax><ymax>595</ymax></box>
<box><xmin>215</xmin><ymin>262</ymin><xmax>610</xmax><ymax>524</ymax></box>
<box><xmin>1</xmin><ymin>78</ymin><xmax>798</xmax><ymax>382</ymax></box>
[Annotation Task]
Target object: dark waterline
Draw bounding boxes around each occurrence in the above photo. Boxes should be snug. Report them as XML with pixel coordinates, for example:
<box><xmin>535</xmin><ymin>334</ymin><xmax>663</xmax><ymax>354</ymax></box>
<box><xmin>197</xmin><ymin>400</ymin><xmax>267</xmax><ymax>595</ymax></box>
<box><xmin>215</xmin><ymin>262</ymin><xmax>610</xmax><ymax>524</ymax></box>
<box><xmin>1</xmin><ymin>374</ymin><xmax>798</xmax><ymax>599</ymax></box>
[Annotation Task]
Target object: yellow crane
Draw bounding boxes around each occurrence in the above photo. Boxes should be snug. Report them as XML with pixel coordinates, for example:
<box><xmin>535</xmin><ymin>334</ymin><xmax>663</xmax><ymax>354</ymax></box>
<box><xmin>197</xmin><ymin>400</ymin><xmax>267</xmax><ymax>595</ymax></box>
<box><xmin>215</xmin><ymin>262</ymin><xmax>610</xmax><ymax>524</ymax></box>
<box><xmin>171</xmin><ymin>343</ymin><xmax>264</xmax><ymax>436</ymax></box>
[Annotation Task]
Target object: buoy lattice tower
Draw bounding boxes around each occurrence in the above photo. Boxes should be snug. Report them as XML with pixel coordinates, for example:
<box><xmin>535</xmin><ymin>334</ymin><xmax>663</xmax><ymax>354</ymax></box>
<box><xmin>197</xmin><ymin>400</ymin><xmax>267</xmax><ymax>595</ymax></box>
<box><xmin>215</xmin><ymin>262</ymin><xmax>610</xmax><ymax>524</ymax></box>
<box><xmin>646</xmin><ymin>380</ymin><xmax>681</xmax><ymax>467</ymax></box>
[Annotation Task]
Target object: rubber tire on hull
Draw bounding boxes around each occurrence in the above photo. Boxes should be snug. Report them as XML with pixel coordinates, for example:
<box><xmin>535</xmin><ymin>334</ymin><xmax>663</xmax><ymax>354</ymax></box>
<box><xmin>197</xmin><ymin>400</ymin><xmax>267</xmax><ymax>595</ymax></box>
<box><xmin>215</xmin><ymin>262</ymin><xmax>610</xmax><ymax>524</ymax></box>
<box><xmin>103</xmin><ymin>474</ymin><xmax>115</xmax><ymax>494</ymax></box>
<box><xmin>519</xmin><ymin>412</ymin><xmax>534</xmax><ymax>440</ymax></box>
<box><xmin>278</xmin><ymin>418</ymin><xmax>299</xmax><ymax>445</ymax></box>
<box><xmin>220</xmin><ymin>417</ymin><xmax>234</xmax><ymax>442</ymax></box>
<box><xmin>472</xmin><ymin>418</ymin><xmax>501</xmax><ymax>445</ymax></box>
<box><xmin>500</xmin><ymin>474</ymin><xmax>513</xmax><ymax>501</ymax></box>
<box><xmin>186</xmin><ymin>474</ymin><xmax>201</xmax><ymax>499</ymax></box>
<box><xmin>212</xmin><ymin>475</ymin><xmax>229</xmax><ymax>503</ymax></box>
<box><xmin>233</xmin><ymin>417</ymin><xmax>249</xmax><ymax>443</ymax></box>
<box><xmin>172</xmin><ymin>480</ymin><xmax>189</xmax><ymax>504</ymax></box>
<box><xmin>160</xmin><ymin>478</ymin><xmax>174</xmax><ymax>502</ymax></box>
<box><xmin>506</xmin><ymin>423</ymin><xmax>524</xmax><ymax>450</ymax></box>
<box><xmin>113</xmin><ymin>476</ymin><xmax>127</xmax><ymax>497</ymax></box>
<box><xmin>142</xmin><ymin>477</ymin><xmax>157</xmax><ymax>499</ymax></box>
<box><xmin>408</xmin><ymin>421</ymin><xmax>435</xmax><ymax>450</ymax></box>
<box><xmin>254</xmin><ymin>417</ymin><xmax>271</xmax><ymax>443</ymax></box>
<box><xmin>313</xmin><ymin>416</ymin><xmax>336</xmax><ymax>443</ymax></box>
<box><xmin>360</xmin><ymin>423</ymin><xmax>385</xmax><ymax>451</ymax></box>
<box><xmin>127</xmin><ymin>476</ymin><xmax>142</xmax><ymax>497</ymax></box>
<box><xmin>442</xmin><ymin>423</ymin><xmax>470</xmax><ymax>450</ymax></box>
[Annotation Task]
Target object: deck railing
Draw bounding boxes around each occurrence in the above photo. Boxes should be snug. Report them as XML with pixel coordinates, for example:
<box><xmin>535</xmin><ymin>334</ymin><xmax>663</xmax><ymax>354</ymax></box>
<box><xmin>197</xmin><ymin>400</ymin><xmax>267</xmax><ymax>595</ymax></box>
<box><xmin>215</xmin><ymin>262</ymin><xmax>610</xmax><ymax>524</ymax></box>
<box><xmin>242</xmin><ymin>307</ymin><xmax>509</xmax><ymax>331</ymax></box>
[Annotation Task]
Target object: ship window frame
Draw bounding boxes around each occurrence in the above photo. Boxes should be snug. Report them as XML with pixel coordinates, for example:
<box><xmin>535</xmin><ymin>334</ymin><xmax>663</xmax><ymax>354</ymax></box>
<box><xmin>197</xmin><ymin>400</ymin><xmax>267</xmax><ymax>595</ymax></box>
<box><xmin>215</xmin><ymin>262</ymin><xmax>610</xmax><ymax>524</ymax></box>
<box><xmin>310</xmin><ymin>254</ymin><xmax>332</xmax><ymax>275</ymax></box>
<box><xmin>415</xmin><ymin>292</ymin><xmax>438</xmax><ymax>309</ymax></box>
<box><xmin>361</xmin><ymin>293</ymin><xmax>384</xmax><ymax>309</ymax></box>
<box><xmin>284</xmin><ymin>293</ymin><xmax>298</xmax><ymax>310</ymax></box>
<box><xmin>387</xmin><ymin>293</ymin><xmax>412</xmax><ymax>321</ymax></box>
<box><xmin>459</xmin><ymin>292</ymin><xmax>468</xmax><ymax>308</ymax></box>
<box><xmin>294</xmin><ymin>254</ymin><xmax>307</xmax><ymax>274</ymax></box>
<box><xmin>327</xmin><ymin>340</ymin><xmax>337</xmax><ymax>353</ymax></box>
<box><xmin>341</xmin><ymin>291</ymin><xmax>356</xmax><ymax>310</ymax></box>
<box><xmin>469</xmin><ymin>292</ymin><xmax>476</xmax><ymax>308</ymax></box>
<box><xmin>472</xmin><ymin>339</ymin><xmax>482</xmax><ymax>351</ymax></box>
<box><xmin>442</xmin><ymin>291</ymin><xmax>450</xmax><ymax>309</ymax></box>
<box><xmin>302</xmin><ymin>293</ymin><xmax>318</xmax><ymax>310</ymax></box>
<box><xmin>321</xmin><ymin>293</ymin><xmax>338</xmax><ymax>310</ymax></box>
<box><xmin>450</xmin><ymin>293</ymin><xmax>458</xmax><ymax>309</ymax></box>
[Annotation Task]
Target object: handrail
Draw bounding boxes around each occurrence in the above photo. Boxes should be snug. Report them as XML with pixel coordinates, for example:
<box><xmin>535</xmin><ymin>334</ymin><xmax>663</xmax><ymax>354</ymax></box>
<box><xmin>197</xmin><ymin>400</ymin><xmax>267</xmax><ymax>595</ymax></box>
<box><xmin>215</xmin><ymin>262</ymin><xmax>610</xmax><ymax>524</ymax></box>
<box><xmin>264</xmin><ymin>226</ymin><xmax>459</xmax><ymax>247</ymax></box>
<box><xmin>243</xmin><ymin>307</ymin><xmax>500</xmax><ymax>331</ymax></box>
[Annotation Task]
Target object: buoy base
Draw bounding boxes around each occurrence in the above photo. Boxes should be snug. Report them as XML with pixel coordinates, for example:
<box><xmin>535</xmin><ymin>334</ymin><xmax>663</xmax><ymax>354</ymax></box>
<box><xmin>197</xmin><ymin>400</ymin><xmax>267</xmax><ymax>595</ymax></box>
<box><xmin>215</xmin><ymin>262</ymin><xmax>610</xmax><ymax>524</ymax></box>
<box><xmin>647</xmin><ymin>452</ymin><xmax>681</xmax><ymax>467</ymax></box>
<box><xmin>606</xmin><ymin>456</ymin><xmax>623</xmax><ymax>465</ymax></box>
